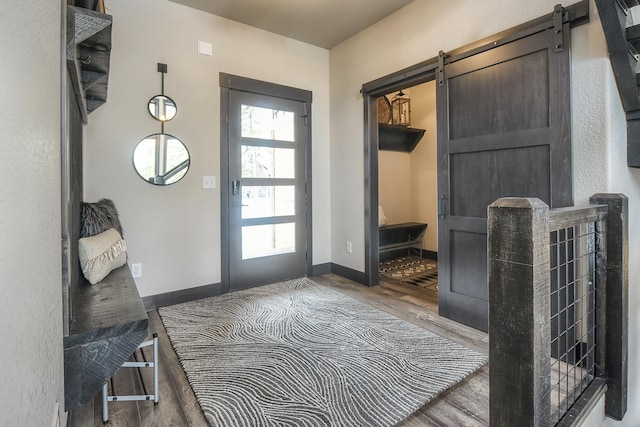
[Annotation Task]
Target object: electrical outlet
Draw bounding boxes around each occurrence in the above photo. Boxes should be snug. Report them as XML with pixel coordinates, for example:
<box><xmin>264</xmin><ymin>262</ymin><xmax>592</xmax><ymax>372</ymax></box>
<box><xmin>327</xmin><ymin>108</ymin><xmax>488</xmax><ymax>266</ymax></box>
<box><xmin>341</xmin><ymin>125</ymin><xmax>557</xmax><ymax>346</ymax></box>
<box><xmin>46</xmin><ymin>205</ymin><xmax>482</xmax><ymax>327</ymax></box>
<box><xmin>131</xmin><ymin>263</ymin><xmax>142</xmax><ymax>278</ymax></box>
<box><xmin>346</xmin><ymin>241</ymin><xmax>352</xmax><ymax>253</ymax></box>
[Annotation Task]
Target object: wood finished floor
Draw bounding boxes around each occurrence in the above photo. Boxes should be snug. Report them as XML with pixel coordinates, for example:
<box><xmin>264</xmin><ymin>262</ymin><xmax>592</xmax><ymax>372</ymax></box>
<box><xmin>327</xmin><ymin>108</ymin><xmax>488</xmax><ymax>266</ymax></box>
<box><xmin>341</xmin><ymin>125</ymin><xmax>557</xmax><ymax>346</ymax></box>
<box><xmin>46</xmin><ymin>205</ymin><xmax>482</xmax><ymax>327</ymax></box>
<box><xmin>68</xmin><ymin>273</ymin><xmax>490</xmax><ymax>427</ymax></box>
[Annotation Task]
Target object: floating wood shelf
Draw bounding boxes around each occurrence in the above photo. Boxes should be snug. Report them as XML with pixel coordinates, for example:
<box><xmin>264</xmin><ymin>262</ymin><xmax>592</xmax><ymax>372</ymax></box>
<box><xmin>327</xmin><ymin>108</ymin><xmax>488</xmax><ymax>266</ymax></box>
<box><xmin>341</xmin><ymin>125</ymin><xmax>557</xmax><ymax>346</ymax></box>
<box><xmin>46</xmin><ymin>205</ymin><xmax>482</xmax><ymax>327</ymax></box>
<box><xmin>67</xmin><ymin>6</ymin><xmax>112</xmax><ymax>124</ymax></box>
<box><xmin>379</xmin><ymin>124</ymin><xmax>426</xmax><ymax>152</ymax></box>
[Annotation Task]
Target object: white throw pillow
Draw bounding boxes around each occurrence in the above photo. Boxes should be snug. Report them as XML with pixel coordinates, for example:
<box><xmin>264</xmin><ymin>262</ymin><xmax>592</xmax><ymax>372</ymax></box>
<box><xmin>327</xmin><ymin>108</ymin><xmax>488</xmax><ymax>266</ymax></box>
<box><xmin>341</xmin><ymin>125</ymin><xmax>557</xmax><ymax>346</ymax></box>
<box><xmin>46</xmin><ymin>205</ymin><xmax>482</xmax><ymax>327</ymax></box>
<box><xmin>78</xmin><ymin>228</ymin><xmax>127</xmax><ymax>285</ymax></box>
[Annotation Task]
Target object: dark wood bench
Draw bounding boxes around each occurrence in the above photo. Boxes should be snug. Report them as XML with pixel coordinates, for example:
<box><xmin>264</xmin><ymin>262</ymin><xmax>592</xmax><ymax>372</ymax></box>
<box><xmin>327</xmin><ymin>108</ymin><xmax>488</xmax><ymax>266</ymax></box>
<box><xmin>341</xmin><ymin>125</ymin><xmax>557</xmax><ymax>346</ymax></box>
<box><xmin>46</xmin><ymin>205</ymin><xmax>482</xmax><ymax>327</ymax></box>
<box><xmin>63</xmin><ymin>265</ymin><xmax>148</xmax><ymax>410</ymax></box>
<box><xmin>379</xmin><ymin>222</ymin><xmax>427</xmax><ymax>257</ymax></box>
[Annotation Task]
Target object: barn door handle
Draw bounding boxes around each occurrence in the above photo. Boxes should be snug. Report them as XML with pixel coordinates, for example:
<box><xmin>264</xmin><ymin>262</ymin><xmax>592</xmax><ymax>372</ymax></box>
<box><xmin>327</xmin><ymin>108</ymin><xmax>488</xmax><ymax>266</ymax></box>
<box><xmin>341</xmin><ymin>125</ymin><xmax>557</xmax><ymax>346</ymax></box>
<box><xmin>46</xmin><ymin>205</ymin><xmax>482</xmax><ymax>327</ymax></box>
<box><xmin>439</xmin><ymin>195</ymin><xmax>446</xmax><ymax>219</ymax></box>
<box><xmin>232</xmin><ymin>180</ymin><xmax>240</xmax><ymax>195</ymax></box>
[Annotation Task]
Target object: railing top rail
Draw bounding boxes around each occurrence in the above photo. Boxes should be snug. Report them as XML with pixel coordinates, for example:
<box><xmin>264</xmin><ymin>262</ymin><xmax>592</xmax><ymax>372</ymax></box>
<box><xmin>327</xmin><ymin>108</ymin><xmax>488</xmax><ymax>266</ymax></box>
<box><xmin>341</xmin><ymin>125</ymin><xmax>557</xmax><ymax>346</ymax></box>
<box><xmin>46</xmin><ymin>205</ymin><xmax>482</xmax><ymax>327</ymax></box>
<box><xmin>548</xmin><ymin>204</ymin><xmax>608</xmax><ymax>232</ymax></box>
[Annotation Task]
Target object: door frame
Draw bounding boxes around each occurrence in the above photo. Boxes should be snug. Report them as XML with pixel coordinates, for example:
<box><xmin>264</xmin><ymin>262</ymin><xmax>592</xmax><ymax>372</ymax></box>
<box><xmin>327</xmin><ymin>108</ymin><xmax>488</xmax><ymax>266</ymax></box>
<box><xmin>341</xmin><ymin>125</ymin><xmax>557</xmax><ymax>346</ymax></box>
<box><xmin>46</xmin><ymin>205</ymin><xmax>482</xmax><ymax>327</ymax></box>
<box><xmin>360</xmin><ymin>0</ymin><xmax>589</xmax><ymax>287</ymax></box>
<box><xmin>220</xmin><ymin>73</ymin><xmax>313</xmax><ymax>293</ymax></box>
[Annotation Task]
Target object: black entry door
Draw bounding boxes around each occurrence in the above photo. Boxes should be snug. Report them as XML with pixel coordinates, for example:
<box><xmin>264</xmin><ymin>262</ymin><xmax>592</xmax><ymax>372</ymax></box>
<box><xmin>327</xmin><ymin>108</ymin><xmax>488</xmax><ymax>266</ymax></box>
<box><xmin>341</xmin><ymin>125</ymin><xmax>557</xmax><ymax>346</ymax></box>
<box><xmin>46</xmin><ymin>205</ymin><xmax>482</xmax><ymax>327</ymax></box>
<box><xmin>227</xmin><ymin>90</ymin><xmax>308</xmax><ymax>291</ymax></box>
<box><xmin>437</xmin><ymin>26</ymin><xmax>572</xmax><ymax>331</ymax></box>
<box><xmin>220</xmin><ymin>73</ymin><xmax>313</xmax><ymax>294</ymax></box>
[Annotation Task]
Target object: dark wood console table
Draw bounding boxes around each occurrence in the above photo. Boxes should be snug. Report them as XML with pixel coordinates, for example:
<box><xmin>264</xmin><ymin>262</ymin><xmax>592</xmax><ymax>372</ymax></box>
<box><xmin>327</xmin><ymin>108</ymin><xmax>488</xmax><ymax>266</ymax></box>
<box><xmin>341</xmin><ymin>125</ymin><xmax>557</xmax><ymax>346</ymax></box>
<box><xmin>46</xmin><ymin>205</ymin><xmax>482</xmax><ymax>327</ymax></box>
<box><xmin>379</xmin><ymin>222</ymin><xmax>427</xmax><ymax>257</ymax></box>
<box><xmin>63</xmin><ymin>265</ymin><xmax>148</xmax><ymax>410</ymax></box>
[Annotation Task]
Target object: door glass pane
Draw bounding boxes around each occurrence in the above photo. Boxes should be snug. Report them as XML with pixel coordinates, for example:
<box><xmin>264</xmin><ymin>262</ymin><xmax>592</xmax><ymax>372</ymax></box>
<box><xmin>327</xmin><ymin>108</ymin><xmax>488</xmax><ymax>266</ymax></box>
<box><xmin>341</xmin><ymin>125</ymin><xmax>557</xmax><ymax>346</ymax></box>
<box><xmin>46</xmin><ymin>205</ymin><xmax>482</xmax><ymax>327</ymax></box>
<box><xmin>242</xmin><ymin>186</ymin><xmax>294</xmax><ymax>219</ymax></box>
<box><xmin>242</xmin><ymin>223</ymin><xmax>295</xmax><ymax>260</ymax></box>
<box><xmin>241</xmin><ymin>104</ymin><xmax>295</xmax><ymax>141</ymax></box>
<box><xmin>242</xmin><ymin>146</ymin><xmax>295</xmax><ymax>178</ymax></box>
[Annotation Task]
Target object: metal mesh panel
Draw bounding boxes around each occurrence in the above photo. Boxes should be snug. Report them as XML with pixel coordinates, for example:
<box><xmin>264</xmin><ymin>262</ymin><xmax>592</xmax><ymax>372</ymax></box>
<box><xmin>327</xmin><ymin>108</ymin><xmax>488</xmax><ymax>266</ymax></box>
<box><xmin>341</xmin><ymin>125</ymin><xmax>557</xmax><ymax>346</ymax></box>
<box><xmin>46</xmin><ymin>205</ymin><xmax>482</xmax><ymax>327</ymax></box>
<box><xmin>549</xmin><ymin>222</ymin><xmax>598</xmax><ymax>424</ymax></box>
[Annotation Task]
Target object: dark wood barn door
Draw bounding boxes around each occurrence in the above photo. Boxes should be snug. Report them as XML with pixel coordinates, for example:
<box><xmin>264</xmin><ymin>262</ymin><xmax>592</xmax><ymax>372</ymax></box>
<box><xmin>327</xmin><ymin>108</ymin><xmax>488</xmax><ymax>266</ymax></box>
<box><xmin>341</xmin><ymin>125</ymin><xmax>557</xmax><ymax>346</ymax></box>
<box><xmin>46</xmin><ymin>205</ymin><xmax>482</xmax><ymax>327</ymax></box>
<box><xmin>437</xmin><ymin>26</ymin><xmax>572</xmax><ymax>331</ymax></box>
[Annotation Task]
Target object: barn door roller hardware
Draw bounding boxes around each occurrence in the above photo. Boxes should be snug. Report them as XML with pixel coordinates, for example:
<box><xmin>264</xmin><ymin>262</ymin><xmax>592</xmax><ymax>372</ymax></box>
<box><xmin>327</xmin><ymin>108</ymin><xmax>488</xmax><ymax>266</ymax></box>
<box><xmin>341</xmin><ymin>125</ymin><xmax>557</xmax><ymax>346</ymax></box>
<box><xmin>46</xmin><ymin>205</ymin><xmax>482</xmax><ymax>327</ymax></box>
<box><xmin>438</xmin><ymin>51</ymin><xmax>445</xmax><ymax>87</ymax></box>
<box><xmin>438</xmin><ymin>194</ymin><xmax>447</xmax><ymax>219</ymax></box>
<box><xmin>554</xmin><ymin>4</ymin><xmax>565</xmax><ymax>52</ymax></box>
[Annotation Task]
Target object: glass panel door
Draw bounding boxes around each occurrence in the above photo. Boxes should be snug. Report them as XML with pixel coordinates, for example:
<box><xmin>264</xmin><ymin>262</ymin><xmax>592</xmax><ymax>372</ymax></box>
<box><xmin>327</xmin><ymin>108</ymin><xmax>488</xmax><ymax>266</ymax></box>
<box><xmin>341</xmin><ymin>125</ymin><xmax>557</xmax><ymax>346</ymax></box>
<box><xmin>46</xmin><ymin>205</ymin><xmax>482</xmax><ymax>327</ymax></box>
<box><xmin>228</xmin><ymin>90</ymin><xmax>307</xmax><ymax>290</ymax></box>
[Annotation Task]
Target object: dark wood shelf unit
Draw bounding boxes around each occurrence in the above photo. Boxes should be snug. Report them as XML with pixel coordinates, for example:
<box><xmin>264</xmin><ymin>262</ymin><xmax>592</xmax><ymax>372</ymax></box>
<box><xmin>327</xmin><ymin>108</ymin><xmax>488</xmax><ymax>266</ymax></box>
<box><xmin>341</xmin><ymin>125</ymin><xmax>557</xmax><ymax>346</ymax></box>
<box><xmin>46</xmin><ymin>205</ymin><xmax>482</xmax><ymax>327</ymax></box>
<box><xmin>596</xmin><ymin>0</ymin><xmax>640</xmax><ymax>166</ymax></box>
<box><xmin>379</xmin><ymin>124</ymin><xmax>426</xmax><ymax>152</ymax></box>
<box><xmin>67</xmin><ymin>5</ymin><xmax>112</xmax><ymax>123</ymax></box>
<box><xmin>63</xmin><ymin>5</ymin><xmax>122</xmax><ymax>413</ymax></box>
<box><xmin>379</xmin><ymin>222</ymin><xmax>427</xmax><ymax>256</ymax></box>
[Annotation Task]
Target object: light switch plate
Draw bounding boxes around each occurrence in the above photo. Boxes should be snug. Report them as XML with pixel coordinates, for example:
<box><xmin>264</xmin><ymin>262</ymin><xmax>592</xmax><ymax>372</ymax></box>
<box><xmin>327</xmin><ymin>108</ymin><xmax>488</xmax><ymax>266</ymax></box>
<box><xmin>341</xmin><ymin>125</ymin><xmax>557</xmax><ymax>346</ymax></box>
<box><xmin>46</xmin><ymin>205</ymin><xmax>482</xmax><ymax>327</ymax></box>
<box><xmin>203</xmin><ymin>176</ymin><xmax>216</xmax><ymax>189</ymax></box>
<box><xmin>198</xmin><ymin>40</ymin><xmax>213</xmax><ymax>56</ymax></box>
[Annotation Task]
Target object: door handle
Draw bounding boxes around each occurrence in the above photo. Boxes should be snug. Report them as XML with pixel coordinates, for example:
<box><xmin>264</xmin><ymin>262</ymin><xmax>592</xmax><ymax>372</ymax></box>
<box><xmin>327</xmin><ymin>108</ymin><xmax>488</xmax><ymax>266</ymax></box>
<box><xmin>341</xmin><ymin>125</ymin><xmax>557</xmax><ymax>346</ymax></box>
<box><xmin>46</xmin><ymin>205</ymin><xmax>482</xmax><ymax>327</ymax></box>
<box><xmin>439</xmin><ymin>194</ymin><xmax>446</xmax><ymax>219</ymax></box>
<box><xmin>232</xmin><ymin>180</ymin><xmax>240</xmax><ymax>196</ymax></box>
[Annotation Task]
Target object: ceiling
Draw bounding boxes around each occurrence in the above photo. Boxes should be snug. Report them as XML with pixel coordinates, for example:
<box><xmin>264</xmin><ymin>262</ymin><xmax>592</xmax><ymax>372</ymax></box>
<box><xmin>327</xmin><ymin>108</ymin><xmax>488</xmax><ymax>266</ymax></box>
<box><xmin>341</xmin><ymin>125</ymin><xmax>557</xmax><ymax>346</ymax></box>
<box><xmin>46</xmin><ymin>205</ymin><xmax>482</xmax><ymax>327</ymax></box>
<box><xmin>168</xmin><ymin>0</ymin><xmax>415</xmax><ymax>49</ymax></box>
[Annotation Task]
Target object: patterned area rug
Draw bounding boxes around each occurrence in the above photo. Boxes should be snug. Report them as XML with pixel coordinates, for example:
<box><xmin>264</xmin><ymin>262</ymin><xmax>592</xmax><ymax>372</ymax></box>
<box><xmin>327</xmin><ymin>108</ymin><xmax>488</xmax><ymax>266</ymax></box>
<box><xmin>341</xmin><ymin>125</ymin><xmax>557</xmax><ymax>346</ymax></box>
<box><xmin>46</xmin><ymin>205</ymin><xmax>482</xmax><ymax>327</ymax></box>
<box><xmin>380</xmin><ymin>256</ymin><xmax>439</xmax><ymax>290</ymax></box>
<box><xmin>159</xmin><ymin>278</ymin><xmax>486</xmax><ymax>427</ymax></box>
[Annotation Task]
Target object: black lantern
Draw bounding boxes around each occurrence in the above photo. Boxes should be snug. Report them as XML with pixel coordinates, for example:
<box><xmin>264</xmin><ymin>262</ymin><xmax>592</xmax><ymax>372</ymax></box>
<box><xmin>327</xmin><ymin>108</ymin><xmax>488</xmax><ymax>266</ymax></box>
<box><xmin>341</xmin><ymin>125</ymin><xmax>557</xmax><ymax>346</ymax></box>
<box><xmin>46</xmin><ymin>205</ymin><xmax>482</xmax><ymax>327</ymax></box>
<box><xmin>391</xmin><ymin>90</ymin><xmax>411</xmax><ymax>126</ymax></box>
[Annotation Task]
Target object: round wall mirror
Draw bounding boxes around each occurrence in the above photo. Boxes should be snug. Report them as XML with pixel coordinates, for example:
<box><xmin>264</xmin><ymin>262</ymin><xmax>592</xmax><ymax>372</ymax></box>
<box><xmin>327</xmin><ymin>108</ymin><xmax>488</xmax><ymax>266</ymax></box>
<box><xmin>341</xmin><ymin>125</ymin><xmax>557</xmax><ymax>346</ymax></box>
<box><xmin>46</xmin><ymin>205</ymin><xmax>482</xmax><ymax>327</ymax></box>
<box><xmin>148</xmin><ymin>95</ymin><xmax>177</xmax><ymax>122</ymax></box>
<box><xmin>133</xmin><ymin>133</ymin><xmax>190</xmax><ymax>185</ymax></box>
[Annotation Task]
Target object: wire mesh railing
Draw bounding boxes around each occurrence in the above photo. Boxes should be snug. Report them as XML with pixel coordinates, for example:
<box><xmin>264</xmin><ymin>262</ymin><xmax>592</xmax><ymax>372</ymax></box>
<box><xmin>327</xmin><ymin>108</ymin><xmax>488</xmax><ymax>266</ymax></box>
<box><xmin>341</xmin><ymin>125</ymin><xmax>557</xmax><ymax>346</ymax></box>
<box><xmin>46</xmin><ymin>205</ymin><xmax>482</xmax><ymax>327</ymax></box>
<box><xmin>549</xmin><ymin>217</ymin><xmax>601</xmax><ymax>423</ymax></box>
<box><xmin>488</xmin><ymin>195</ymin><xmax>627</xmax><ymax>426</ymax></box>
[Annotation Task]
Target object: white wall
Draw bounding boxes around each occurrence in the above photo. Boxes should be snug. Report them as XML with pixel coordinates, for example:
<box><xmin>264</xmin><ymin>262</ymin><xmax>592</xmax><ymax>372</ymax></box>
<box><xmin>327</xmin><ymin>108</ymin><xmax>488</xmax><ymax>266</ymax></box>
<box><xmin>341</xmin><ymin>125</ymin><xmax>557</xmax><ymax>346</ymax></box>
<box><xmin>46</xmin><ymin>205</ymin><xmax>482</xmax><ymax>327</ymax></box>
<box><xmin>379</xmin><ymin>151</ymin><xmax>411</xmax><ymax>223</ymax></box>
<box><xmin>0</xmin><ymin>1</ymin><xmax>65</xmax><ymax>425</ymax></box>
<box><xmin>378</xmin><ymin>82</ymin><xmax>438</xmax><ymax>252</ymax></box>
<box><xmin>409</xmin><ymin>81</ymin><xmax>438</xmax><ymax>253</ymax></box>
<box><xmin>331</xmin><ymin>0</ymin><xmax>639</xmax><ymax>424</ymax></box>
<box><xmin>84</xmin><ymin>0</ymin><xmax>331</xmax><ymax>297</ymax></box>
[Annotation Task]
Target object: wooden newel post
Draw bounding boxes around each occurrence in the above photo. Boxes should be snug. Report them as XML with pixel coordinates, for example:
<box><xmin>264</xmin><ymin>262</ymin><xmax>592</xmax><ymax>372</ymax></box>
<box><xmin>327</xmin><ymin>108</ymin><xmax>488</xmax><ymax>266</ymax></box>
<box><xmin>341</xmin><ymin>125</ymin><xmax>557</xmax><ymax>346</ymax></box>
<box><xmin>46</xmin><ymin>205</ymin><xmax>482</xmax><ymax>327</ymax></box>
<box><xmin>488</xmin><ymin>198</ymin><xmax>551</xmax><ymax>426</ymax></box>
<box><xmin>589</xmin><ymin>193</ymin><xmax>628</xmax><ymax>420</ymax></box>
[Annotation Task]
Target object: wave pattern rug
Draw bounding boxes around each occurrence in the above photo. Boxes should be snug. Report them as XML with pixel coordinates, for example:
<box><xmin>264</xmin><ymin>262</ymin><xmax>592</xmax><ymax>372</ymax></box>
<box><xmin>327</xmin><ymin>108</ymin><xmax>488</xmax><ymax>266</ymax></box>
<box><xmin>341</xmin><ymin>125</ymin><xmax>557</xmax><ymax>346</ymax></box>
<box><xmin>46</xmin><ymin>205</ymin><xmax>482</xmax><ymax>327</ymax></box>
<box><xmin>158</xmin><ymin>278</ymin><xmax>486</xmax><ymax>427</ymax></box>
